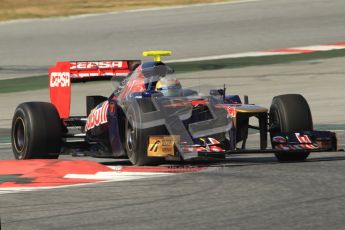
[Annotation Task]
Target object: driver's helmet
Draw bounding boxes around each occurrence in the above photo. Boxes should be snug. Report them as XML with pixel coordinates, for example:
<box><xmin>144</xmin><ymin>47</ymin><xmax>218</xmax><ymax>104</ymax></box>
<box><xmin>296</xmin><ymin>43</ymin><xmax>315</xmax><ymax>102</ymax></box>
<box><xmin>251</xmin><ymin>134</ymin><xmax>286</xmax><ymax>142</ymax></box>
<box><xmin>155</xmin><ymin>77</ymin><xmax>182</xmax><ymax>97</ymax></box>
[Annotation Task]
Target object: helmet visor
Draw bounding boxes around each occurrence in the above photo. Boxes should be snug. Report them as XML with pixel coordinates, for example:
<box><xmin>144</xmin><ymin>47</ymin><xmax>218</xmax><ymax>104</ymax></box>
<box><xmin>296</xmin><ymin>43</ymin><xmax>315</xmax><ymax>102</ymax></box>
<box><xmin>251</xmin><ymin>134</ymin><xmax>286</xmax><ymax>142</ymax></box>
<box><xmin>158</xmin><ymin>85</ymin><xmax>181</xmax><ymax>97</ymax></box>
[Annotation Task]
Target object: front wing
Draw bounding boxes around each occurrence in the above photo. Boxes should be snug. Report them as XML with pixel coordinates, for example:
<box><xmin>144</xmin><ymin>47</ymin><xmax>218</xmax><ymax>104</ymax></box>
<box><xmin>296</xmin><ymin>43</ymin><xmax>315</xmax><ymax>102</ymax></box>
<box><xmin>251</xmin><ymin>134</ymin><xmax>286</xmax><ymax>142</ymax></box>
<box><xmin>148</xmin><ymin>131</ymin><xmax>339</xmax><ymax>159</ymax></box>
<box><xmin>202</xmin><ymin>131</ymin><xmax>338</xmax><ymax>157</ymax></box>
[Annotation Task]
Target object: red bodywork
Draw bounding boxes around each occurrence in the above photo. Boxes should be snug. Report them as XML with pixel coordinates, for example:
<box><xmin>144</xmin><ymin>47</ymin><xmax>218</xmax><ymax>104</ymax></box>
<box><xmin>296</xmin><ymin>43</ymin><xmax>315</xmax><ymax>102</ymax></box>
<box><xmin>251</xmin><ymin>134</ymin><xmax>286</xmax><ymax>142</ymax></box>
<box><xmin>48</xmin><ymin>60</ymin><xmax>138</xmax><ymax>118</ymax></box>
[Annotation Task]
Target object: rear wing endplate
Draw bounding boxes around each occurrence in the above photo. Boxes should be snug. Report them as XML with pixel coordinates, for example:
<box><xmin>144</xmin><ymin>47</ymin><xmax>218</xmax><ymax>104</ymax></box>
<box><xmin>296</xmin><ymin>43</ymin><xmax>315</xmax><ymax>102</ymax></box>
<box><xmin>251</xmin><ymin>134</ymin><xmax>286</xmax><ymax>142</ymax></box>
<box><xmin>48</xmin><ymin>60</ymin><xmax>141</xmax><ymax>118</ymax></box>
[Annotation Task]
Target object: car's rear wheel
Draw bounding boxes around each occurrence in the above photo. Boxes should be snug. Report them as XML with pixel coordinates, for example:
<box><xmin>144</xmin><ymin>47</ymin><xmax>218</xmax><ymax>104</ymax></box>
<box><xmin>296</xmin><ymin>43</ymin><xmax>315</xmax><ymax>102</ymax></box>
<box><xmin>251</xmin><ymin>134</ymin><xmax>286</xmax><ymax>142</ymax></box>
<box><xmin>11</xmin><ymin>102</ymin><xmax>62</xmax><ymax>159</ymax></box>
<box><xmin>269</xmin><ymin>94</ymin><xmax>313</xmax><ymax>161</ymax></box>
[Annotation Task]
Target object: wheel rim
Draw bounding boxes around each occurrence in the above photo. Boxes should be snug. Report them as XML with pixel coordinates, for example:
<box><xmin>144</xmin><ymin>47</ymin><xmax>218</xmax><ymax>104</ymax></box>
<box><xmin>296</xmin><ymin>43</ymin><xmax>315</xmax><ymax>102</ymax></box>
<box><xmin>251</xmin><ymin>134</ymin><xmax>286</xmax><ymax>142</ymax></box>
<box><xmin>127</xmin><ymin>125</ymin><xmax>134</xmax><ymax>152</ymax></box>
<box><xmin>126</xmin><ymin>115</ymin><xmax>135</xmax><ymax>153</ymax></box>
<box><xmin>269</xmin><ymin>108</ymin><xmax>281</xmax><ymax>133</ymax></box>
<box><xmin>13</xmin><ymin>117</ymin><xmax>26</xmax><ymax>158</ymax></box>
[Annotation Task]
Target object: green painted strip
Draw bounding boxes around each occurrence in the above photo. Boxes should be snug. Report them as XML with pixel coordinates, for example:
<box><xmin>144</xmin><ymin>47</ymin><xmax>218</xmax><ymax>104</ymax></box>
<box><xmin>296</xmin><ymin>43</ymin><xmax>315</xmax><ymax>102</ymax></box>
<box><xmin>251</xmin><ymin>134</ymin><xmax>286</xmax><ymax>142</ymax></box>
<box><xmin>314</xmin><ymin>124</ymin><xmax>345</xmax><ymax>131</ymax></box>
<box><xmin>0</xmin><ymin>75</ymin><xmax>47</xmax><ymax>93</ymax></box>
<box><xmin>170</xmin><ymin>49</ymin><xmax>345</xmax><ymax>73</ymax></box>
<box><xmin>1</xmin><ymin>49</ymin><xmax>345</xmax><ymax>94</ymax></box>
<box><xmin>0</xmin><ymin>138</ymin><xmax>10</xmax><ymax>144</ymax></box>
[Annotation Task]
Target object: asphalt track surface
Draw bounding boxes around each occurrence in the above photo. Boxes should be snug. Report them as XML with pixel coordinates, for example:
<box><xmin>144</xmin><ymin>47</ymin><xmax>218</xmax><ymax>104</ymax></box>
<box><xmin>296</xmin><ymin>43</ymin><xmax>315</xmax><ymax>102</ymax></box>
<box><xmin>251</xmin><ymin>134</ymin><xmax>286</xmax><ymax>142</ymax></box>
<box><xmin>1</xmin><ymin>0</ymin><xmax>345</xmax><ymax>229</ymax></box>
<box><xmin>0</xmin><ymin>56</ymin><xmax>345</xmax><ymax>229</ymax></box>
<box><xmin>1</xmin><ymin>0</ymin><xmax>345</xmax><ymax>78</ymax></box>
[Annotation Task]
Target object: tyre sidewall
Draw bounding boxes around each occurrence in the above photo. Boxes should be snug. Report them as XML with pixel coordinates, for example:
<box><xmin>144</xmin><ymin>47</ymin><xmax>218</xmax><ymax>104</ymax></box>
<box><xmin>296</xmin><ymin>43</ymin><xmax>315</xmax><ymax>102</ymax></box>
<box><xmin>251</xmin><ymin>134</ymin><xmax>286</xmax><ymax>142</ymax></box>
<box><xmin>269</xmin><ymin>94</ymin><xmax>313</xmax><ymax>161</ymax></box>
<box><xmin>11</xmin><ymin>102</ymin><xmax>62</xmax><ymax>159</ymax></box>
<box><xmin>124</xmin><ymin>102</ymin><xmax>165</xmax><ymax>166</ymax></box>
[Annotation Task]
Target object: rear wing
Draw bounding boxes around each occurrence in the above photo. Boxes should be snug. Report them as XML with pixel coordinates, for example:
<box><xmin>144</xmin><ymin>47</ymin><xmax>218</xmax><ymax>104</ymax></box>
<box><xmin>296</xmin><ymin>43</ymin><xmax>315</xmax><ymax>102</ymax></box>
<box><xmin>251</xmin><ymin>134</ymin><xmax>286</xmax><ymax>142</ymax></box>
<box><xmin>48</xmin><ymin>60</ymin><xmax>141</xmax><ymax>118</ymax></box>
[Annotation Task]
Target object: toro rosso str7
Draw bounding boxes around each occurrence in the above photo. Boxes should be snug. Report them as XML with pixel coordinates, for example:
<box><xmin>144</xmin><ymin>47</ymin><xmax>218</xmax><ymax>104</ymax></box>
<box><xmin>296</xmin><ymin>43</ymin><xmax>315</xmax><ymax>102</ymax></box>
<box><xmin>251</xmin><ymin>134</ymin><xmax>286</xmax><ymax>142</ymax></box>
<box><xmin>11</xmin><ymin>51</ymin><xmax>338</xmax><ymax>165</ymax></box>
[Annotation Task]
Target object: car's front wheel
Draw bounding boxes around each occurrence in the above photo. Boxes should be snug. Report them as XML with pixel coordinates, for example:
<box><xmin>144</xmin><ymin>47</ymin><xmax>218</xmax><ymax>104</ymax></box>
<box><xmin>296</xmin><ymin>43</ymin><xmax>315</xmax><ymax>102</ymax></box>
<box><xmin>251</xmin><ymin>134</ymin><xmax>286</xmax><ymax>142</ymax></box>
<box><xmin>269</xmin><ymin>94</ymin><xmax>313</xmax><ymax>161</ymax></box>
<box><xmin>124</xmin><ymin>103</ymin><xmax>165</xmax><ymax>166</ymax></box>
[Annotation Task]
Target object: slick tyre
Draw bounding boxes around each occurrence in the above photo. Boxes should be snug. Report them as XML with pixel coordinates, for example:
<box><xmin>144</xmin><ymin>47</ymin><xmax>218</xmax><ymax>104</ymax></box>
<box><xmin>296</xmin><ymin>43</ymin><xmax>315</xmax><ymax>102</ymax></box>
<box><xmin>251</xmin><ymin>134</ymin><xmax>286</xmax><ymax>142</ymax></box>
<box><xmin>11</xmin><ymin>102</ymin><xmax>62</xmax><ymax>159</ymax></box>
<box><xmin>124</xmin><ymin>103</ymin><xmax>164</xmax><ymax>166</ymax></box>
<box><xmin>269</xmin><ymin>94</ymin><xmax>313</xmax><ymax>161</ymax></box>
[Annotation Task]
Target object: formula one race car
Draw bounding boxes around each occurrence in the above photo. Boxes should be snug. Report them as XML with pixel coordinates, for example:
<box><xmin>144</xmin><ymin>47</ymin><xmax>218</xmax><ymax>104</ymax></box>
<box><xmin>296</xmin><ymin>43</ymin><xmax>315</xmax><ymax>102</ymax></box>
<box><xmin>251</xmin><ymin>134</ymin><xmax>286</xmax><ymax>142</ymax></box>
<box><xmin>11</xmin><ymin>51</ymin><xmax>338</xmax><ymax>165</ymax></box>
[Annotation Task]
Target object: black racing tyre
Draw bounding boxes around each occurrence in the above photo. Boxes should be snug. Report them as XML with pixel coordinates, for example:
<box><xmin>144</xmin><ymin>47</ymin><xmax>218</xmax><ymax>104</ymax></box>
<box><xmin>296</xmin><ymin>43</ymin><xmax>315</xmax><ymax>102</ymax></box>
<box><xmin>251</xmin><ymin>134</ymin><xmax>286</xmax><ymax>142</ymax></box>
<box><xmin>269</xmin><ymin>94</ymin><xmax>313</xmax><ymax>161</ymax></box>
<box><xmin>124</xmin><ymin>102</ymin><xmax>165</xmax><ymax>166</ymax></box>
<box><xmin>11</xmin><ymin>102</ymin><xmax>62</xmax><ymax>159</ymax></box>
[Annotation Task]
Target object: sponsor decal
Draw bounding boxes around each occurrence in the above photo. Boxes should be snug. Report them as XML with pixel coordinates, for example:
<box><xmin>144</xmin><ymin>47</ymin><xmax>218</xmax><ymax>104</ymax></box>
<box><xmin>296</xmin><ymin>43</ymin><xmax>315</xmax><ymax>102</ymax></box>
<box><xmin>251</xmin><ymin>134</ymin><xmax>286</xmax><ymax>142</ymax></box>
<box><xmin>272</xmin><ymin>136</ymin><xmax>287</xmax><ymax>143</ymax></box>
<box><xmin>147</xmin><ymin>136</ymin><xmax>179</xmax><ymax>157</ymax></box>
<box><xmin>85</xmin><ymin>101</ymin><xmax>109</xmax><ymax>131</ymax></box>
<box><xmin>199</xmin><ymin>138</ymin><xmax>210</xmax><ymax>151</ymax></box>
<box><xmin>221</xmin><ymin>105</ymin><xmax>236</xmax><ymax>118</ymax></box>
<box><xmin>295</xmin><ymin>133</ymin><xmax>311</xmax><ymax>143</ymax></box>
<box><xmin>109</xmin><ymin>101</ymin><xmax>116</xmax><ymax>116</ymax></box>
<box><xmin>197</xmin><ymin>137</ymin><xmax>224</xmax><ymax>152</ymax></box>
<box><xmin>275</xmin><ymin>144</ymin><xmax>292</xmax><ymax>151</ymax></box>
<box><xmin>275</xmin><ymin>143</ymin><xmax>318</xmax><ymax>150</ymax></box>
<box><xmin>295</xmin><ymin>133</ymin><xmax>317</xmax><ymax>149</ymax></box>
<box><xmin>195</xmin><ymin>146</ymin><xmax>207</xmax><ymax>152</ymax></box>
<box><xmin>181</xmin><ymin>145</ymin><xmax>208</xmax><ymax>153</ymax></box>
<box><xmin>210</xmin><ymin>145</ymin><xmax>225</xmax><ymax>152</ymax></box>
<box><xmin>49</xmin><ymin>72</ymin><xmax>70</xmax><ymax>87</ymax></box>
<box><xmin>149</xmin><ymin>140</ymin><xmax>161</xmax><ymax>153</ymax></box>
<box><xmin>272</xmin><ymin>133</ymin><xmax>318</xmax><ymax>151</ymax></box>
<box><xmin>70</xmin><ymin>61</ymin><xmax>125</xmax><ymax>70</ymax></box>
<box><xmin>274</xmin><ymin>134</ymin><xmax>319</xmax><ymax>150</ymax></box>
<box><xmin>208</xmin><ymin>137</ymin><xmax>221</xmax><ymax>145</ymax></box>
